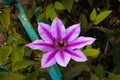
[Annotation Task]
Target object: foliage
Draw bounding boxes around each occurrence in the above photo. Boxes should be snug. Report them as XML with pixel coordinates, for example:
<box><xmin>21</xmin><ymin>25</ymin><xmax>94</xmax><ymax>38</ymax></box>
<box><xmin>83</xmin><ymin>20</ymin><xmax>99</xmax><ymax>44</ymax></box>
<box><xmin>0</xmin><ymin>0</ymin><xmax>120</xmax><ymax>80</ymax></box>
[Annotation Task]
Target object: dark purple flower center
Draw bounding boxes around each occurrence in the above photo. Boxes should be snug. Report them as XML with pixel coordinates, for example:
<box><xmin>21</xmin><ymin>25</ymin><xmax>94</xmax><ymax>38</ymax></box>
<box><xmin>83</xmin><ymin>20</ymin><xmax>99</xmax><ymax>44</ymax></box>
<box><xmin>54</xmin><ymin>40</ymin><xmax>66</xmax><ymax>50</ymax></box>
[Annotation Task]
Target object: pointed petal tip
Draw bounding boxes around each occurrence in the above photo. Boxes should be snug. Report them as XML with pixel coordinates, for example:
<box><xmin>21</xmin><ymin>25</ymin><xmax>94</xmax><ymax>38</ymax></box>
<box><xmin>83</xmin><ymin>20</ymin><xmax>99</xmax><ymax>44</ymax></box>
<box><xmin>75</xmin><ymin>23</ymin><xmax>80</xmax><ymax>30</ymax></box>
<box><xmin>38</xmin><ymin>22</ymin><xmax>48</xmax><ymax>27</ymax></box>
<box><xmin>56</xmin><ymin>61</ymin><xmax>69</xmax><ymax>67</ymax></box>
<box><xmin>38</xmin><ymin>23</ymin><xmax>42</xmax><ymax>29</ymax></box>
<box><xmin>38</xmin><ymin>22</ymin><xmax>42</xmax><ymax>26</ymax></box>
<box><xmin>38</xmin><ymin>22</ymin><xmax>44</xmax><ymax>26</ymax></box>
<box><xmin>25</xmin><ymin>44</ymin><xmax>28</xmax><ymax>46</ymax></box>
<box><xmin>73</xmin><ymin>23</ymin><xmax>80</xmax><ymax>29</ymax></box>
<box><xmin>65</xmin><ymin>23</ymin><xmax>81</xmax><ymax>42</ymax></box>
<box><xmin>81</xmin><ymin>57</ymin><xmax>88</xmax><ymax>62</ymax></box>
<box><xmin>25</xmin><ymin>43</ymin><xmax>37</xmax><ymax>50</ymax></box>
<box><xmin>25</xmin><ymin>43</ymin><xmax>31</xmax><ymax>47</ymax></box>
<box><xmin>51</xmin><ymin>17</ymin><xmax>66</xmax><ymax>39</ymax></box>
<box><xmin>80</xmin><ymin>36</ymin><xmax>96</xmax><ymax>45</ymax></box>
<box><xmin>41</xmin><ymin>61</ymin><xmax>49</xmax><ymax>68</ymax></box>
<box><xmin>90</xmin><ymin>37</ymin><xmax>96</xmax><ymax>44</ymax></box>
<box><xmin>41</xmin><ymin>65</ymin><xmax>45</xmax><ymax>68</ymax></box>
<box><xmin>54</xmin><ymin>17</ymin><xmax>59</xmax><ymax>20</ymax></box>
<box><xmin>56</xmin><ymin>63</ymin><xmax>68</xmax><ymax>67</ymax></box>
<box><xmin>41</xmin><ymin>50</ymin><xmax>57</xmax><ymax>68</ymax></box>
<box><xmin>77</xmin><ymin>23</ymin><xmax>80</xmax><ymax>26</ymax></box>
<box><xmin>79</xmin><ymin>52</ymin><xmax>88</xmax><ymax>62</ymax></box>
<box><xmin>41</xmin><ymin>60</ymin><xmax>48</xmax><ymax>68</ymax></box>
<box><xmin>60</xmin><ymin>64</ymin><xmax>67</xmax><ymax>67</ymax></box>
<box><xmin>38</xmin><ymin>22</ymin><xmax>40</xmax><ymax>24</ymax></box>
<box><xmin>41</xmin><ymin>62</ymin><xmax>56</xmax><ymax>68</ymax></box>
<box><xmin>41</xmin><ymin>64</ymin><xmax>47</xmax><ymax>68</ymax></box>
<box><xmin>53</xmin><ymin>17</ymin><xmax>62</xmax><ymax>23</ymax></box>
<box><xmin>55</xmin><ymin>51</ymin><xmax>71</xmax><ymax>68</ymax></box>
<box><xmin>74</xmin><ymin>55</ymin><xmax>88</xmax><ymax>62</ymax></box>
<box><xmin>38</xmin><ymin>22</ymin><xmax>54</xmax><ymax>42</ymax></box>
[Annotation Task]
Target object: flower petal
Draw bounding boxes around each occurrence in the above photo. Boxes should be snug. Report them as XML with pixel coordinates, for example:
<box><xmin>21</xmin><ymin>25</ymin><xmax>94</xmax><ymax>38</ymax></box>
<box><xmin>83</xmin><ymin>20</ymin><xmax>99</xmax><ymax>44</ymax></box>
<box><xmin>64</xmin><ymin>49</ymin><xmax>87</xmax><ymax>62</ymax></box>
<box><xmin>26</xmin><ymin>40</ymin><xmax>54</xmax><ymax>52</ymax></box>
<box><xmin>41</xmin><ymin>50</ymin><xmax>58</xmax><ymax>68</ymax></box>
<box><xmin>38</xmin><ymin>22</ymin><xmax>54</xmax><ymax>42</ymax></box>
<box><xmin>55</xmin><ymin>51</ymin><xmax>71</xmax><ymax>67</ymax></box>
<box><xmin>51</xmin><ymin>17</ymin><xmax>66</xmax><ymax>39</ymax></box>
<box><xmin>67</xmin><ymin>36</ymin><xmax>96</xmax><ymax>49</ymax></box>
<box><xmin>64</xmin><ymin>24</ymin><xmax>80</xmax><ymax>42</ymax></box>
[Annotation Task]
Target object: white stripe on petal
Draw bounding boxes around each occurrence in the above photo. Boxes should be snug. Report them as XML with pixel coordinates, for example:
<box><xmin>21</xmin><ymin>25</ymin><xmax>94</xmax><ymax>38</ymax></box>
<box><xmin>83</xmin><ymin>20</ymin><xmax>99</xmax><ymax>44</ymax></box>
<box><xmin>26</xmin><ymin>40</ymin><xmax>54</xmax><ymax>52</ymax></box>
<box><xmin>67</xmin><ymin>36</ymin><xmax>96</xmax><ymax>49</ymax></box>
<box><xmin>65</xmin><ymin>24</ymin><xmax>80</xmax><ymax>42</ymax></box>
<box><xmin>51</xmin><ymin>17</ymin><xmax>66</xmax><ymax>39</ymax></box>
<box><xmin>55</xmin><ymin>50</ymin><xmax>71</xmax><ymax>67</ymax></box>
<box><xmin>65</xmin><ymin>49</ymin><xmax>87</xmax><ymax>62</ymax></box>
<box><xmin>41</xmin><ymin>50</ymin><xmax>58</xmax><ymax>68</ymax></box>
<box><xmin>38</xmin><ymin>22</ymin><xmax>54</xmax><ymax>42</ymax></box>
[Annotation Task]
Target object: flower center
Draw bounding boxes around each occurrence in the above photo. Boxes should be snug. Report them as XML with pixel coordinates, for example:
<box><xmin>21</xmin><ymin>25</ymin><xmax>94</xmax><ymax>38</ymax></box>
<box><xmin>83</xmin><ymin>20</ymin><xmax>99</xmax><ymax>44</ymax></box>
<box><xmin>54</xmin><ymin>40</ymin><xmax>66</xmax><ymax>50</ymax></box>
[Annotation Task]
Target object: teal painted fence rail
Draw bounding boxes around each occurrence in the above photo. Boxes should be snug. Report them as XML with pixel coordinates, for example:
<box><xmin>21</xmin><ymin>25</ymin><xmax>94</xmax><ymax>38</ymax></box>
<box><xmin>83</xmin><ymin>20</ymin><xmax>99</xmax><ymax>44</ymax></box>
<box><xmin>2</xmin><ymin>0</ymin><xmax>62</xmax><ymax>80</ymax></box>
<box><xmin>0</xmin><ymin>64</ymin><xmax>8</xmax><ymax>72</ymax></box>
<box><xmin>15</xmin><ymin>2</ymin><xmax>39</xmax><ymax>41</ymax></box>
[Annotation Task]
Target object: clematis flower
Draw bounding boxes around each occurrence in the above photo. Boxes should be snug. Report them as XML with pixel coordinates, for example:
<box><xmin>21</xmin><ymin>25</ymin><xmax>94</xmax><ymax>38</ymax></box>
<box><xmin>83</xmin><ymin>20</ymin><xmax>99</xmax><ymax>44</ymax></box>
<box><xmin>26</xmin><ymin>17</ymin><xmax>96</xmax><ymax>68</ymax></box>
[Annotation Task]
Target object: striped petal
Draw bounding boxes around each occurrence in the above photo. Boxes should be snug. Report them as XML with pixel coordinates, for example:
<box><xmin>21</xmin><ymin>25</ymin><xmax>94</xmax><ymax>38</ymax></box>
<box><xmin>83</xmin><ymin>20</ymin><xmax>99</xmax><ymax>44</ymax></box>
<box><xmin>38</xmin><ymin>22</ymin><xmax>54</xmax><ymax>42</ymax></box>
<box><xmin>55</xmin><ymin>50</ymin><xmax>71</xmax><ymax>67</ymax></box>
<box><xmin>64</xmin><ymin>24</ymin><xmax>80</xmax><ymax>42</ymax></box>
<box><xmin>65</xmin><ymin>49</ymin><xmax>87</xmax><ymax>62</ymax></box>
<box><xmin>41</xmin><ymin>50</ymin><xmax>58</xmax><ymax>68</ymax></box>
<box><xmin>67</xmin><ymin>36</ymin><xmax>96</xmax><ymax>49</ymax></box>
<box><xmin>51</xmin><ymin>17</ymin><xmax>66</xmax><ymax>39</ymax></box>
<box><xmin>26</xmin><ymin>40</ymin><xmax>54</xmax><ymax>52</ymax></box>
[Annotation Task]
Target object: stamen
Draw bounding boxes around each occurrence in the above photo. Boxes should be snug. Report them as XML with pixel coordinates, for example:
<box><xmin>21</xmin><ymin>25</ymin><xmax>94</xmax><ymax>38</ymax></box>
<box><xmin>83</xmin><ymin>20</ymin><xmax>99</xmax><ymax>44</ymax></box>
<box><xmin>54</xmin><ymin>40</ymin><xmax>66</xmax><ymax>50</ymax></box>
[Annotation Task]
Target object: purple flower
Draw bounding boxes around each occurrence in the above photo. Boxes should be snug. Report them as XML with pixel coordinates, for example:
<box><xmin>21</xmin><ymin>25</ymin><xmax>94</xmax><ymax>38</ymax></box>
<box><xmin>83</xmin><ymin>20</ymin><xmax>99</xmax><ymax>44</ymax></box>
<box><xmin>26</xmin><ymin>17</ymin><xmax>96</xmax><ymax>68</ymax></box>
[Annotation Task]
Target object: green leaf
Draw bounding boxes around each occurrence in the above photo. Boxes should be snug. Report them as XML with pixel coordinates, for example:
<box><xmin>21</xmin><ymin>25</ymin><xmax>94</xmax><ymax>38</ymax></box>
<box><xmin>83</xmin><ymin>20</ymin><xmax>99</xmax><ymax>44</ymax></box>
<box><xmin>0</xmin><ymin>72</ymin><xmax>24</xmax><ymax>80</ymax></box>
<box><xmin>39</xmin><ymin>78</ymin><xmax>47</xmax><ymax>80</ymax></box>
<box><xmin>91</xmin><ymin>73</ymin><xmax>99</xmax><ymax>80</ymax></box>
<box><xmin>75</xmin><ymin>0</ymin><xmax>79</xmax><ymax>2</ymax></box>
<box><xmin>94</xmin><ymin>10</ymin><xmax>112</xmax><ymax>25</ymax></box>
<box><xmin>24</xmin><ymin>71</ymin><xmax>39</xmax><ymax>80</ymax></box>
<box><xmin>54</xmin><ymin>1</ymin><xmax>65</xmax><ymax>10</ymax></box>
<box><xmin>79</xmin><ymin>13</ymin><xmax>88</xmax><ymax>30</ymax></box>
<box><xmin>63</xmin><ymin>63</ymin><xmax>89</xmax><ymax>80</ymax></box>
<box><xmin>103</xmin><ymin>78</ymin><xmax>109</xmax><ymax>80</ymax></box>
<box><xmin>96</xmin><ymin>27</ymin><xmax>114</xmax><ymax>34</ymax></box>
<box><xmin>25</xmin><ymin>6</ymin><xmax>34</xmax><ymax>19</ymax></box>
<box><xmin>49</xmin><ymin>9</ymin><xmax>57</xmax><ymax>21</ymax></box>
<box><xmin>62</xmin><ymin>0</ymin><xmax>74</xmax><ymax>12</ymax></box>
<box><xmin>0</xmin><ymin>7</ymin><xmax>11</xmax><ymax>27</ymax></box>
<box><xmin>113</xmin><ymin>66</ymin><xmax>120</xmax><ymax>74</ymax></box>
<box><xmin>12</xmin><ymin>46</ymin><xmax>25</xmax><ymax>64</ymax></box>
<box><xmin>46</xmin><ymin>4</ymin><xmax>57</xmax><ymax>21</ymax></box>
<box><xmin>90</xmin><ymin>8</ymin><xmax>97</xmax><ymax>22</ymax></box>
<box><xmin>87</xmin><ymin>0</ymin><xmax>93</xmax><ymax>6</ymax></box>
<box><xmin>82</xmin><ymin>46</ymin><xmax>100</xmax><ymax>58</ymax></box>
<box><xmin>12</xmin><ymin>60</ymin><xmax>33</xmax><ymax>71</ymax></box>
<box><xmin>95</xmin><ymin>64</ymin><xmax>105</xmax><ymax>80</ymax></box>
<box><xmin>0</xmin><ymin>46</ymin><xmax>12</xmax><ymax>64</ymax></box>
<box><xmin>46</xmin><ymin>4</ymin><xmax>52</xmax><ymax>19</ymax></box>
<box><xmin>109</xmin><ymin>73</ymin><xmax>120</xmax><ymax>80</ymax></box>
<box><xmin>37</xmin><ymin>11</ymin><xmax>46</xmax><ymax>21</ymax></box>
<box><xmin>112</xmin><ymin>44</ymin><xmax>120</xmax><ymax>66</ymax></box>
<box><xmin>13</xmin><ymin>38</ymin><xmax>27</xmax><ymax>47</ymax></box>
